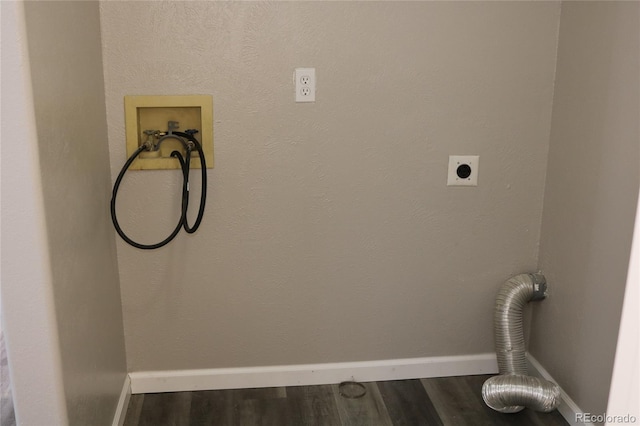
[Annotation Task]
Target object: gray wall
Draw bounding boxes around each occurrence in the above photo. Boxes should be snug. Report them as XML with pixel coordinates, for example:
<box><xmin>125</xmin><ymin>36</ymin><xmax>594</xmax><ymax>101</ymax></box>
<box><xmin>530</xmin><ymin>1</ymin><xmax>639</xmax><ymax>419</ymax></box>
<box><xmin>1</xmin><ymin>2</ymin><xmax>69</xmax><ymax>423</ymax></box>
<box><xmin>100</xmin><ymin>2</ymin><xmax>561</xmax><ymax>371</ymax></box>
<box><xmin>23</xmin><ymin>2</ymin><xmax>128</xmax><ymax>425</ymax></box>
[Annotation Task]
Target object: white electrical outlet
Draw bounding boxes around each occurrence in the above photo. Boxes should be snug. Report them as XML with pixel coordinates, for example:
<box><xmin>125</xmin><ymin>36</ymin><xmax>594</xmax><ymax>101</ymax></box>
<box><xmin>447</xmin><ymin>155</ymin><xmax>479</xmax><ymax>186</ymax></box>
<box><xmin>295</xmin><ymin>68</ymin><xmax>315</xmax><ymax>102</ymax></box>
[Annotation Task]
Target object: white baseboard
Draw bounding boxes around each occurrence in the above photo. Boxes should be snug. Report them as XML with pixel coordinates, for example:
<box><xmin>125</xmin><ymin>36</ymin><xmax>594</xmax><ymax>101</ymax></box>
<box><xmin>129</xmin><ymin>353</ymin><xmax>498</xmax><ymax>394</ymax></box>
<box><xmin>526</xmin><ymin>353</ymin><xmax>593</xmax><ymax>426</ymax></box>
<box><xmin>112</xmin><ymin>374</ymin><xmax>131</xmax><ymax>426</ymax></box>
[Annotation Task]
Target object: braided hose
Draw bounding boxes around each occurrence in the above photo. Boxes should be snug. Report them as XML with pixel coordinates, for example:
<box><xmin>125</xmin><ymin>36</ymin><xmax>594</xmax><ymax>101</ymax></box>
<box><xmin>482</xmin><ymin>273</ymin><xmax>561</xmax><ymax>413</ymax></box>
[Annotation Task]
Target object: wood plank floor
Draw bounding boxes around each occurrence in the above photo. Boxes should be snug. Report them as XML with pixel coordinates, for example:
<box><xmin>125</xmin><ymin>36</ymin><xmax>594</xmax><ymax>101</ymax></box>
<box><xmin>0</xmin><ymin>328</ymin><xmax>16</xmax><ymax>426</ymax></box>
<box><xmin>124</xmin><ymin>375</ymin><xmax>569</xmax><ymax>426</ymax></box>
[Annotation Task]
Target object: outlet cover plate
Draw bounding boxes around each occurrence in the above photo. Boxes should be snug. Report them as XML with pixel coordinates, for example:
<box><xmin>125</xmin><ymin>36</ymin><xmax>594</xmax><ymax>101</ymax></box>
<box><xmin>295</xmin><ymin>68</ymin><xmax>316</xmax><ymax>102</ymax></box>
<box><xmin>447</xmin><ymin>155</ymin><xmax>479</xmax><ymax>186</ymax></box>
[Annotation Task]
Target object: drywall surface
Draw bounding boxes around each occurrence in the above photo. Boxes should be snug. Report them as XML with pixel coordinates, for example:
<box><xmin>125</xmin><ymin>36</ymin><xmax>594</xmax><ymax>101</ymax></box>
<box><xmin>606</xmin><ymin>191</ymin><xmax>639</xmax><ymax>422</ymax></box>
<box><xmin>100</xmin><ymin>2</ymin><xmax>561</xmax><ymax>371</ymax></box>
<box><xmin>23</xmin><ymin>2</ymin><xmax>128</xmax><ymax>425</ymax></box>
<box><xmin>0</xmin><ymin>2</ymin><xmax>68</xmax><ymax>424</ymax></box>
<box><xmin>530</xmin><ymin>1</ymin><xmax>639</xmax><ymax>419</ymax></box>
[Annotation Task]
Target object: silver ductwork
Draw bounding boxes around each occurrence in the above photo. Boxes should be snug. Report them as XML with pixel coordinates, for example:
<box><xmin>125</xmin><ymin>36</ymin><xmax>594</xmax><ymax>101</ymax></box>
<box><xmin>482</xmin><ymin>273</ymin><xmax>561</xmax><ymax>413</ymax></box>
<box><xmin>483</xmin><ymin>374</ymin><xmax>561</xmax><ymax>413</ymax></box>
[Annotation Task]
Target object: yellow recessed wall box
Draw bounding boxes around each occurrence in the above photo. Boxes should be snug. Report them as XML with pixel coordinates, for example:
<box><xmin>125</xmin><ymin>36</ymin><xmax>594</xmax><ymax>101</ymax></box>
<box><xmin>124</xmin><ymin>95</ymin><xmax>213</xmax><ymax>170</ymax></box>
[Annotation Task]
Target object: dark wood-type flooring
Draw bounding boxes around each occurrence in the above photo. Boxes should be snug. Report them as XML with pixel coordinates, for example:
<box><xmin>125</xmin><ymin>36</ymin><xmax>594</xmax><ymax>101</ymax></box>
<box><xmin>0</xmin><ymin>328</ymin><xmax>16</xmax><ymax>426</ymax></box>
<box><xmin>124</xmin><ymin>375</ymin><xmax>569</xmax><ymax>426</ymax></box>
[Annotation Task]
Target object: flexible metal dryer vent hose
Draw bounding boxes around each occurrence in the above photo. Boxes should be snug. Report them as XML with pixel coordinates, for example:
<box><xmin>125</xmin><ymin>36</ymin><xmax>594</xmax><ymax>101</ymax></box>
<box><xmin>482</xmin><ymin>273</ymin><xmax>561</xmax><ymax>413</ymax></box>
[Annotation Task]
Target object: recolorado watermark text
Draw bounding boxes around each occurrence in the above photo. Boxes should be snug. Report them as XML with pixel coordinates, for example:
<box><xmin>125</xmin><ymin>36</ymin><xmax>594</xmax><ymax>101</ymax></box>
<box><xmin>576</xmin><ymin>413</ymin><xmax>637</xmax><ymax>424</ymax></box>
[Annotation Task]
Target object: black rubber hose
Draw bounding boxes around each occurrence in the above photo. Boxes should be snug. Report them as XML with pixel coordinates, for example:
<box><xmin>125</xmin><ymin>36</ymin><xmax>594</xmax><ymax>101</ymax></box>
<box><xmin>110</xmin><ymin>131</ymin><xmax>207</xmax><ymax>249</ymax></box>
<box><xmin>110</xmin><ymin>146</ymin><xmax>188</xmax><ymax>250</ymax></box>
<box><xmin>172</xmin><ymin>131</ymin><xmax>207</xmax><ymax>234</ymax></box>
<box><xmin>172</xmin><ymin>148</ymin><xmax>190</xmax><ymax>221</ymax></box>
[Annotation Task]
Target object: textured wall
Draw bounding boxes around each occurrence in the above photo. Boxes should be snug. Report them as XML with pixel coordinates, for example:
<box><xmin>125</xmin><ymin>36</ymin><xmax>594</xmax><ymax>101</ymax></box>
<box><xmin>101</xmin><ymin>2</ymin><xmax>561</xmax><ymax>372</ymax></box>
<box><xmin>530</xmin><ymin>1</ymin><xmax>639</xmax><ymax>419</ymax></box>
<box><xmin>23</xmin><ymin>2</ymin><xmax>128</xmax><ymax>425</ymax></box>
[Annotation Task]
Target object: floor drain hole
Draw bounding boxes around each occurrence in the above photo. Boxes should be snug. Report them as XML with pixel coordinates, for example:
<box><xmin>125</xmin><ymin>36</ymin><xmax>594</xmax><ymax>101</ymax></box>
<box><xmin>339</xmin><ymin>381</ymin><xmax>367</xmax><ymax>399</ymax></box>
